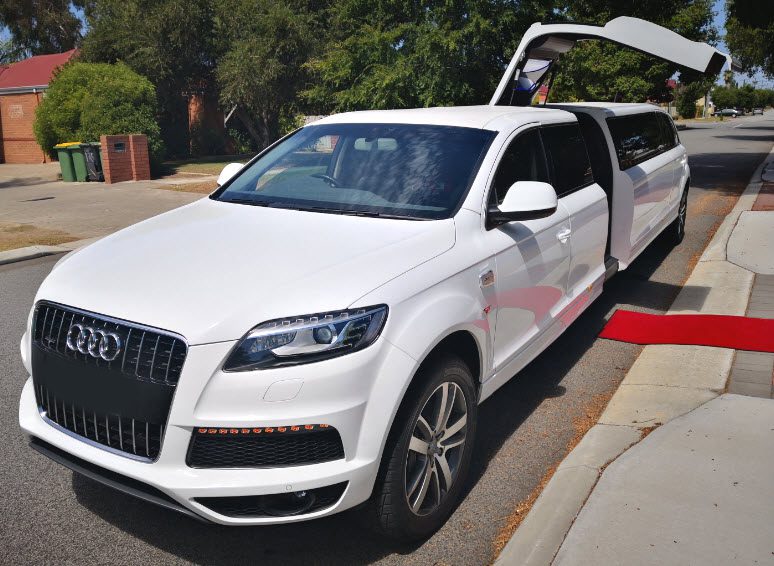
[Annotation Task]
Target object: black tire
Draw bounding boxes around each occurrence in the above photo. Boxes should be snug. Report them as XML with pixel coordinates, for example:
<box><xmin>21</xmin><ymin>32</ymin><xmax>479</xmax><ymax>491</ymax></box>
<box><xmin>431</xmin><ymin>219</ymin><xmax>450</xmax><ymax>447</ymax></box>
<box><xmin>371</xmin><ymin>354</ymin><xmax>477</xmax><ymax>541</ymax></box>
<box><xmin>669</xmin><ymin>185</ymin><xmax>689</xmax><ymax>246</ymax></box>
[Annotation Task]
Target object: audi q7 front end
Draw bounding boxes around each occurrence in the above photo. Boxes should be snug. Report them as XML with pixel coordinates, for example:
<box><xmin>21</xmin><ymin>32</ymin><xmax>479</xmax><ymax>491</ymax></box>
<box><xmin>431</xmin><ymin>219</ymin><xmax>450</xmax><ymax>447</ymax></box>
<box><xmin>19</xmin><ymin>117</ymin><xmax>496</xmax><ymax>539</ymax></box>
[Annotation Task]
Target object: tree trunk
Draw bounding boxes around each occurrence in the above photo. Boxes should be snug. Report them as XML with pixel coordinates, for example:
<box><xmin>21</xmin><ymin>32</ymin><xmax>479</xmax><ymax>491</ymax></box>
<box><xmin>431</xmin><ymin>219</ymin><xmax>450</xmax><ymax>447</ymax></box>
<box><xmin>235</xmin><ymin>107</ymin><xmax>264</xmax><ymax>148</ymax></box>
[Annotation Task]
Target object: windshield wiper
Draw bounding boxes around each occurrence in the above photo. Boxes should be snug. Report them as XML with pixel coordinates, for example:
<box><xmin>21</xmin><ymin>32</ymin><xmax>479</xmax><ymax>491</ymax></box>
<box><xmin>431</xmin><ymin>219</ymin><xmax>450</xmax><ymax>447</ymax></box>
<box><xmin>219</xmin><ymin>197</ymin><xmax>270</xmax><ymax>206</ymax></box>
<box><xmin>220</xmin><ymin>199</ymin><xmax>425</xmax><ymax>220</ymax></box>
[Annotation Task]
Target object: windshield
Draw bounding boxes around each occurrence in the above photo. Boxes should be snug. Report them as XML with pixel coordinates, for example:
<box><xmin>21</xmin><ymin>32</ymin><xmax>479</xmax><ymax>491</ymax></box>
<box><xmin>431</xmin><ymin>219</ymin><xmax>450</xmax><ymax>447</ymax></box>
<box><xmin>213</xmin><ymin>123</ymin><xmax>495</xmax><ymax>220</ymax></box>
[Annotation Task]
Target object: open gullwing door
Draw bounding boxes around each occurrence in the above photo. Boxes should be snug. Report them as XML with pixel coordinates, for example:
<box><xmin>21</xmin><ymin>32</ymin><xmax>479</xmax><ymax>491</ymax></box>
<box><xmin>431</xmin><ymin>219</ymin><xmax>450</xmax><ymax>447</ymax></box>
<box><xmin>490</xmin><ymin>16</ymin><xmax>740</xmax><ymax>106</ymax></box>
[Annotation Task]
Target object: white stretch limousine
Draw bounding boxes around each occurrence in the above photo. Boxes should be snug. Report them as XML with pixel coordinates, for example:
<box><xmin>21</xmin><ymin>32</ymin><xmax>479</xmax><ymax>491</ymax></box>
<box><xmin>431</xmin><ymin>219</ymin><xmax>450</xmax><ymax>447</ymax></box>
<box><xmin>20</xmin><ymin>17</ymin><xmax>733</xmax><ymax>540</ymax></box>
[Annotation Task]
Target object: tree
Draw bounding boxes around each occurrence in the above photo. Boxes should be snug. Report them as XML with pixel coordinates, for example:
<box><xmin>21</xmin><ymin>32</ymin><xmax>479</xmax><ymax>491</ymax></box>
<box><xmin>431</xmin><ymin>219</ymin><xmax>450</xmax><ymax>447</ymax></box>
<box><xmin>0</xmin><ymin>38</ymin><xmax>26</xmax><ymax>64</ymax></box>
<box><xmin>724</xmin><ymin>0</ymin><xmax>774</xmax><ymax>78</ymax></box>
<box><xmin>304</xmin><ymin>0</ymin><xmax>554</xmax><ymax>112</ymax></box>
<box><xmin>0</xmin><ymin>1</ymin><xmax>83</xmax><ymax>55</ymax></box>
<box><xmin>551</xmin><ymin>0</ymin><xmax>718</xmax><ymax>103</ymax></box>
<box><xmin>80</xmin><ymin>0</ymin><xmax>216</xmax><ymax>157</ymax></box>
<box><xmin>34</xmin><ymin>62</ymin><xmax>164</xmax><ymax>166</ymax></box>
<box><xmin>711</xmin><ymin>85</ymin><xmax>736</xmax><ymax>109</ymax></box>
<box><xmin>214</xmin><ymin>0</ymin><xmax>326</xmax><ymax>148</ymax></box>
<box><xmin>676</xmin><ymin>82</ymin><xmax>704</xmax><ymax>119</ymax></box>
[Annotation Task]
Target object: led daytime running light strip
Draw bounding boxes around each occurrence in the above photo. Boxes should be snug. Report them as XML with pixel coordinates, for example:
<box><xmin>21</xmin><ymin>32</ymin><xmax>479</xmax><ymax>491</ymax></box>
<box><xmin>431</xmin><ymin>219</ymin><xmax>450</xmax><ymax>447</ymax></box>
<box><xmin>196</xmin><ymin>423</ymin><xmax>332</xmax><ymax>435</ymax></box>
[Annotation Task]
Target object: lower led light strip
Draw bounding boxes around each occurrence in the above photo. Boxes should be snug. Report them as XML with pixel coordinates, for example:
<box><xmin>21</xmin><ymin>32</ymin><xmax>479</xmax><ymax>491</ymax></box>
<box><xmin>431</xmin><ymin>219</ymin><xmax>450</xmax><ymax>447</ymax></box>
<box><xmin>196</xmin><ymin>424</ymin><xmax>332</xmax><ymax>436</ymax></box>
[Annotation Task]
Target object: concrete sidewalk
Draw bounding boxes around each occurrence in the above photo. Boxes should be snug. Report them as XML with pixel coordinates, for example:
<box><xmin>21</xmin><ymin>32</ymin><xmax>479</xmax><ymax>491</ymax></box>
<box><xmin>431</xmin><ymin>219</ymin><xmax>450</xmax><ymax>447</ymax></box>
<box><xmin>497</xmin><ymin>149</ymin><xmax>774</xmax><ymax>565</ymax></box>
<box><xmin>0</xmin><ymin>163</ymin><xmax>202</xmax><ymax>264</ymax></box>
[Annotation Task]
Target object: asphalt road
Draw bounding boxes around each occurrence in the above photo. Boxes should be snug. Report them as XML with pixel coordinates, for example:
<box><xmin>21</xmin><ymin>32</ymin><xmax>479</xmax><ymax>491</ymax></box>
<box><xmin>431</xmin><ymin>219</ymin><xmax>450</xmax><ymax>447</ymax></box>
<box><xmin>1</xmin><ymin>113</ymin><xmax>772</xmax><ymax>565</ymax></box>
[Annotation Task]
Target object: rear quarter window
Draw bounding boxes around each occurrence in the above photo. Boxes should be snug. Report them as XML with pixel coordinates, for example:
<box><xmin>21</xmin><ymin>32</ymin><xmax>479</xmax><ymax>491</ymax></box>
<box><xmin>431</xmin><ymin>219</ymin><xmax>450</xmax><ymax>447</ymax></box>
<box><xmin>541</xmin><ymin>123</ymin><xmax>594</xmax><ymax>197</ymax></box>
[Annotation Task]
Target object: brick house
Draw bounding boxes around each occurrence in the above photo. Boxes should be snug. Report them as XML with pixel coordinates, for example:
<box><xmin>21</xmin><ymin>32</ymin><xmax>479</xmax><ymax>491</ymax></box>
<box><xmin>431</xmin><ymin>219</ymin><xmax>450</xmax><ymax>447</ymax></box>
<box><xmin>0</xmin><ymin>49</ymin><xmax>77</xmax><ymax>164</ymax></box>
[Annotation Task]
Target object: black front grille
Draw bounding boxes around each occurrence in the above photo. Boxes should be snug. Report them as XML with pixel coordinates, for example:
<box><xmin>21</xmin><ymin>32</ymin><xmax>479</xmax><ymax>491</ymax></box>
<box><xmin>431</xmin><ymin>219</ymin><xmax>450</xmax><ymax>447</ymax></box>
<box><xmin>33</xmin><ymin>302</ymin><xmax>187</xmax><ymax>385</ymax></box>
<box><xmin>36</xmin><ymin>382</ymin><xmax>163</xmax><ymax>459</ymax></box>
<box><xmin>31</xmin><ymin>302</ymin><xmax>188</xmax><ymax>461</ymax></box>
<box><xmin>195</xmin><ymin>482</ymin><xmax>348</xmax><ymax>518</ymax></box>
<box><xmin>187</xmin><ymin>427</ymin><xmax>345</xmax><ymax>468</ymax></box>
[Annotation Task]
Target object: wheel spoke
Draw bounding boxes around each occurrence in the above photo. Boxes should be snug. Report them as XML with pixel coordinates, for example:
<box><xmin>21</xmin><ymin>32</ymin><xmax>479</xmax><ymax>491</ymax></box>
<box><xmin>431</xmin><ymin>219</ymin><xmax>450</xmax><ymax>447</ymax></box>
<box><xmin>434</xmin><ymin>383</ymin><xmax>450</xmax><ymax>434</ymax></box>
<box><xmin>430</xmin><ymin>465</ymin><xmax>441</xmax><ymax>505</ymax></box>
<box><xmin>409</xmin><ymin>435</ymin><xmax>429</xmax><ymax>454</ymax></box>
<box><xmin>442</xmin><ymin>436</ymin><xmax>466</xmax><ymax>450</ymax></box>
<box><xmin>441</xmin><ymin>413</ymin><xmax>466</xmax><ymax>441</ymax></box>
<box><xmin>416</xmin><ymin>415</ymin><xmax>433</xmax><ymax>439</ymax></box>
<box><xmin>410</xmin><ymin>461</ymin><xmax>434</xmax><ymax>512</ymax></box>
<box><xmin>435</xmin><ymin>453</ymin><xmax>453</xmax><ymax>491</ymax></box>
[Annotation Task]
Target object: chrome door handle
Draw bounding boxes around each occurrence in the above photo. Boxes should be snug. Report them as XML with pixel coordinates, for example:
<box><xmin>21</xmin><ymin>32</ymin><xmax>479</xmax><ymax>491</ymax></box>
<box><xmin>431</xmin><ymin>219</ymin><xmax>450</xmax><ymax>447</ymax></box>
<box><xmin>556</xmin><ymin>228</ymin><xmax>571</xmax><ymax>243</ymax></box>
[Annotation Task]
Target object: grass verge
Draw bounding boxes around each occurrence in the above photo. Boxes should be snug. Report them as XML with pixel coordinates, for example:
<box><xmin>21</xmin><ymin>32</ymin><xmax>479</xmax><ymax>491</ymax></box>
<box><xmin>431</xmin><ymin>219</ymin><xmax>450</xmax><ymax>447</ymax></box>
<box><xmin>154</xmin><ymin>181</ymin><xmax>218</xmax><ymax>194</ymax></box>
<box><xmin>160</xmin><ymin>155</ymin><xmax>252</xmax><ymax>176</ymax></box>
<box><xmin>0</xmin><ymin>223</ymin><xmax>78</xmax><ymax>252</ymax></box>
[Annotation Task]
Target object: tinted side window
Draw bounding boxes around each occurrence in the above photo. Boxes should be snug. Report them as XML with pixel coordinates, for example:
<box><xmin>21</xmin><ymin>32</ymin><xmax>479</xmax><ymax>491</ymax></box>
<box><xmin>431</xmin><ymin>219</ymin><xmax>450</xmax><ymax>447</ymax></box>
<box><xmin>490</xmin><ymin>128</ymin><xmax>549</xmax><ymax>205</ymax></box>
<box><xmin>541</xmin><ymin>123</ymin><xmax>594</xmax><ymax>196</ymax></box>
<box><xmin>607</xmin><ymin>113</ymin><xmax>669</xmax><ymax>170</ymax></box>
<box><xmin>657</xmin><ymin>113</ymin><xmax>679</xmax><ymax>149</ymax></box>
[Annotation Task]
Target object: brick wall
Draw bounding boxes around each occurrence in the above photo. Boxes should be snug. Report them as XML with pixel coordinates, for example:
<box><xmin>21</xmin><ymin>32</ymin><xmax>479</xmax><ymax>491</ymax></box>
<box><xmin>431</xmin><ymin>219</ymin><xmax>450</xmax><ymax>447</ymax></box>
<box><xmin>100</xmin><ymin>134</ymin><xmax>151</xmax><ymax>184</ymax></box>
<box><xmin>0</xmin><ymin>92</ymin><xmax>51</xmax><ymax>164</ymax></box>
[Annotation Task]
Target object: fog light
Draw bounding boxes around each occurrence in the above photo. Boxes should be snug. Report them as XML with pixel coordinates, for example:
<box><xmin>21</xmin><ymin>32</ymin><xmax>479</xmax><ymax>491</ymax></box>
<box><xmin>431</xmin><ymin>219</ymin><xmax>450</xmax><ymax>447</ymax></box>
<box><xmin>262</xmin><ymin>490</ymin><xmax>316</xmax><ymax>516</ymax></box>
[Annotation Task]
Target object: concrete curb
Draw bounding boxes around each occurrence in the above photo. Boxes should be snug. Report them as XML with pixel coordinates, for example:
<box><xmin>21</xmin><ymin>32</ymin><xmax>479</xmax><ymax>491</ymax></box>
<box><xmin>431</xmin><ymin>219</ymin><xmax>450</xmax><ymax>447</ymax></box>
<box><xmin>495</xmin><ymin>144</ymin><xmax>774</xmax><ymax>566</ymax></box>
<box><xmin>0</xmin><ymin>237</ymin><xmax>100</xmax><ymax>267</ymax></box>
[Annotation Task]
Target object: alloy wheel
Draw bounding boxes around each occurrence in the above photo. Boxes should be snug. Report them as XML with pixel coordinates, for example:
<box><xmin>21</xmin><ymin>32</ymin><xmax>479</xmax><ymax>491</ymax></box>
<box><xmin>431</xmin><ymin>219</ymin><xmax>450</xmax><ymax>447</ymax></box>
<box><xmin>677</xmin><ymin>191</ymin><xmax>688</xmax><ymax>238</ymax></box>
<box><xmin>404</xmin><ymin>381</ymin><xmax>468</xmax><ymax>516</ymax></box>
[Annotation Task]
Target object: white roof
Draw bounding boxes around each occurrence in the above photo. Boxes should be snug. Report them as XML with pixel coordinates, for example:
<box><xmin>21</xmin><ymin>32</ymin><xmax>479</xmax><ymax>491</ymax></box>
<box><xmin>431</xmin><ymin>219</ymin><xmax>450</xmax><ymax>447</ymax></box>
<box><xmin>312</xmin><ymin>105</ymin><xmax>573</xmax><ymax>131</ymax></box>
<box><xmin>548</xmin><ymin>102</ymin><xmax>667</xmax><ymax>118</ymax></box>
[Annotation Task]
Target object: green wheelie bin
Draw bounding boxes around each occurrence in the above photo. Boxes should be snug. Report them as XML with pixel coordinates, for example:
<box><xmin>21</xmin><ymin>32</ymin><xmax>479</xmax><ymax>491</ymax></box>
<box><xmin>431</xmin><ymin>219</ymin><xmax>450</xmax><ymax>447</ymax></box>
<box><xmin>53</xmin><ymin>142</ymin><xmax>79</xmax><ymax>182</ymax></box>
<box><xmin>70</xmin><ymin>143</ymin><xmax>89</xmax><ymax>182</ymax></box>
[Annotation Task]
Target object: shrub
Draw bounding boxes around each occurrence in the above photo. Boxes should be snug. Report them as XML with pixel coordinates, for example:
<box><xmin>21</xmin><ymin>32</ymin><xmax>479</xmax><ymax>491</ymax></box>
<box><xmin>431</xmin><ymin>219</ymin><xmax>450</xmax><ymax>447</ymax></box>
<box><xmin>676</xmin><ymin>83</ymin><xmax>704</xmax><ymax>120</ymax></box>
<box><xmin>34</xmin><ymin>62</ymin><xmax>164</xmax><ymax>168</ymax></box>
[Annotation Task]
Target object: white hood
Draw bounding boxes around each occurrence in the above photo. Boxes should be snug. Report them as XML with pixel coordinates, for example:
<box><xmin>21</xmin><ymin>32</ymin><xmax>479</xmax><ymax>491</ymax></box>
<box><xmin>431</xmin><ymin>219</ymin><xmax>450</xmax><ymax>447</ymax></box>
<box><xmin>36</xmin><ymin>198</ymin><xmax>455</xmax><ymax>344</ymax></box>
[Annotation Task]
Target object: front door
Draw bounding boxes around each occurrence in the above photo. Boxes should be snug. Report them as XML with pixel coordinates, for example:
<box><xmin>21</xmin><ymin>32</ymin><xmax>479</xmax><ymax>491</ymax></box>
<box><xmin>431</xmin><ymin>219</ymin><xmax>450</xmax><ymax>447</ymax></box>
<box><xmin>483</xmin><ymin>127</ymin><xmax>571</xmax><ymax>371</ymax></box>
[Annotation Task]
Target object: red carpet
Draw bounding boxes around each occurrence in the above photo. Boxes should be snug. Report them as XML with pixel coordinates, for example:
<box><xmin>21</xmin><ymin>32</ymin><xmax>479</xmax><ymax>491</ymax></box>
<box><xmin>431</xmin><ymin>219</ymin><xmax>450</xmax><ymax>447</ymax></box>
<box><xmin>600</xmin><ymin>310</ymin><xmax>774</xmax><ymax>353</ymax></box>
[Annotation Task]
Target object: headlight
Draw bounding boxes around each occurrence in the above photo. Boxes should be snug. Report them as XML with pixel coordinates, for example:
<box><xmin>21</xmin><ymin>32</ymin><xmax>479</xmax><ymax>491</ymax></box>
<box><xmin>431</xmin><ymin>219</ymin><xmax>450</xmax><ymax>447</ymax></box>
<box><xmin>223</xmin><ymin>305</ymin><xmax>388</xmax><ymax>371</ymax></box>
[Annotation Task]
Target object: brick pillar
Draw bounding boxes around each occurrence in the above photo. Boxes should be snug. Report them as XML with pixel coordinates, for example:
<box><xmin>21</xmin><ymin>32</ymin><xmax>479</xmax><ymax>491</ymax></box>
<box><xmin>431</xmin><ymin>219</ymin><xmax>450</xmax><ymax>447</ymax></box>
<box><xmin>129</xmin><ymin>134</ymin><xmax>151</xmax><ymax>181</ymax></box>
<box><xmin>100</xmin><ymin>135</ymin><xmax>133</xmax><ymax>184</ymax></box>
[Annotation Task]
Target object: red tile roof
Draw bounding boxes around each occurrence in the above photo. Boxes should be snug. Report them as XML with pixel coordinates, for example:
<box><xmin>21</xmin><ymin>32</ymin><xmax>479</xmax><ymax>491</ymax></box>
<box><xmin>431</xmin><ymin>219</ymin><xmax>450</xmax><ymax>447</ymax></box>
<box><xmin>0</xmin><ymin>49</ymin><xmax>77</xmax><ymax>90</ymax></box>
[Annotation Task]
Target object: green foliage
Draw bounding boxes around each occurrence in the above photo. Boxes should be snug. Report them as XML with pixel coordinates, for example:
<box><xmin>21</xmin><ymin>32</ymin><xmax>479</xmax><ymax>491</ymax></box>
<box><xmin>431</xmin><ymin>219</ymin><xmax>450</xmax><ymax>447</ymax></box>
<box><xmin>80</xmin><ymin>0</ymin><xmax>216</xmax><ymax>156</ymax></box>
<box><xmin>189</xmin><ymin>119</ymin><xmax>227</xmax><ymax>157</ymax></box>
<box><xmin>725</xmin><ymin>0</ymin><xmax>774</xmax><ymax>78</ymax></box>
<box><xmin>214</xmin><ymin>0</ymin><xmax>324</xmax><ymax>147</ymax></box>
<box><xmin>305</xmin><ymin>0</ymin><xmax>553</xmax><ymax>112</ymax></box>
<box><xmin>711</xmin><ymin>84</ymin><xmax>774</xmax><ymax>110</ymax></box>
<box><xmin>676</xmin><ymin>83</ymin><xmax>704</xmax><ymax>119</ymax></box>
<box><xmin>552</xmin><ymin>0</ymin><xmax>717</xmax><ymax>103</ymax></box>
<box><xmin>0</xmin><ymin>38</ymin><xmax>26</xmax><ymax>64</ymax></box>
<box><xmin>226</xmin><ymin>127</ymin><xmax>255</xmax><ymax>155</ymax></box>
<box><xmin>0</xmin><ymin>0</ymin><xmax>82</xmax><ymax>55</ymax></box>
<box><xmin>33</xmin><ymin>62</ymin><xmax>164</xmax><ymax>166</ymax></box>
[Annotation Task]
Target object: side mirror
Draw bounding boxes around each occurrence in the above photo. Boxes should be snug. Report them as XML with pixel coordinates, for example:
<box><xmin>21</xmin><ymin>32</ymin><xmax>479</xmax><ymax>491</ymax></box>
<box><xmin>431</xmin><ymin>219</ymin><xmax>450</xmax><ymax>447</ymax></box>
<box><xmin>217</xmin><ymin>162</ymin><xmax>245</xmax><ymax>186</ymax></box>
<box><xmin>486</xmin><ymin>181</ymin><xmax>558</xmax><ymax>230</ymax></box>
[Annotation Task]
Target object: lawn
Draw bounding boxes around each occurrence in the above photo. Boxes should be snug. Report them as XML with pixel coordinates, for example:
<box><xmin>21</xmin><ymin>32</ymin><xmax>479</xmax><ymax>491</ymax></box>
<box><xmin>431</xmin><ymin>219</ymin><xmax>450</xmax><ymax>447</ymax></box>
<box><xmin>160</xmin><ymin>155</ymin><xmax>253</xmax><ymax>177</ymax></box>
<box><xmin>0</xmin><ymin>223</ymin><xmax>77</xmax><ymax>252</ymax></box>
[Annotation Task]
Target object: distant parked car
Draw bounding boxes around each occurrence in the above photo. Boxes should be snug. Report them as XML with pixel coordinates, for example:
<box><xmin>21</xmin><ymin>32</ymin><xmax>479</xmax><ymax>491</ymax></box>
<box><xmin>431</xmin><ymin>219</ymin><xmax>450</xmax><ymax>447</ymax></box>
<box><xmin>752</xmin><ymin>108</ymin><xmax>764</xmax><ymax>115</ymax></box>
<box><xmin>715</xmin><ymin>108</ymin><xmax>739</xmax><ymax>117</ymax></box>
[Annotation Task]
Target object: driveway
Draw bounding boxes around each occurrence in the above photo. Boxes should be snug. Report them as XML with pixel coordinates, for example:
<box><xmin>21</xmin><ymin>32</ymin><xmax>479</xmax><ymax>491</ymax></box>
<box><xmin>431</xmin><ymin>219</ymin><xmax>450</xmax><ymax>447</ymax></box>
<box><xmin>0</xmin><ymin>163</ymin><xmax>202</xmax><ymax>240</ymax></box>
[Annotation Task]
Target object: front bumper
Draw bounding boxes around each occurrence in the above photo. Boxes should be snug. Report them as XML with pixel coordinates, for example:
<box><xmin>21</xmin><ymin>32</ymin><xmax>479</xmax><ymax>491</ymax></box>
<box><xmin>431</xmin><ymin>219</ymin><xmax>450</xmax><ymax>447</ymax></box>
<box><xmin>19</xmin><ymin>338</ymin><xmax>418</xmax><ymax>525</ymax></box>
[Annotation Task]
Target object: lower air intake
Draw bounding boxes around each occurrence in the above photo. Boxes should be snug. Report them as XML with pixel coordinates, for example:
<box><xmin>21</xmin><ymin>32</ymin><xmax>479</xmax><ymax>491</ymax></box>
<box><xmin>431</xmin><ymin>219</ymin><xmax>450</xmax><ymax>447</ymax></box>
<box><xmin>186</xmin><ymin>425</ymin><xmax>345</xmax><ymax>468</ymax></box>
<box><xmin>195</xmin><ymin>482</ymin><xmax>348</xmax><ymax>518</ymax></box>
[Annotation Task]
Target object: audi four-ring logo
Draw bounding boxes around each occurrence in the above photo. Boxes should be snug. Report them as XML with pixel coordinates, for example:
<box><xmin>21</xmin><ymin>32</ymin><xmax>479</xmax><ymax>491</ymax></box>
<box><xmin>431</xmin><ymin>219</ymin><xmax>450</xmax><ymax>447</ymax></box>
<box><xmin>65</xmin><ymin>324</ymin><xmax>123</xmax><ymax>361</ymax></box>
